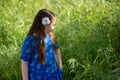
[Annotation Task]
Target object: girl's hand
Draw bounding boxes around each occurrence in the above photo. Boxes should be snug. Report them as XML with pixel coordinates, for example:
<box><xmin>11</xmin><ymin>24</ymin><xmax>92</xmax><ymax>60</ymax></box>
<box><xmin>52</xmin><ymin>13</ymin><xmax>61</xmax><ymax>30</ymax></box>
<box><xmin>58</xmin><ymin>64</ymin><xmax>63</xmax><ymax>70</ymax></box>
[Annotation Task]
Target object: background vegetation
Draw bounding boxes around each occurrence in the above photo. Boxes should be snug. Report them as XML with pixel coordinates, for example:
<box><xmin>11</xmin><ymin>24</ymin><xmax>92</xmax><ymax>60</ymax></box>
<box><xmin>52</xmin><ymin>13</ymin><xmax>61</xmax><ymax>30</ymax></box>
<box><xmin>0</xmin><ymin>0</ymin><xmax>120</xmax><ymax>80</ymax></box>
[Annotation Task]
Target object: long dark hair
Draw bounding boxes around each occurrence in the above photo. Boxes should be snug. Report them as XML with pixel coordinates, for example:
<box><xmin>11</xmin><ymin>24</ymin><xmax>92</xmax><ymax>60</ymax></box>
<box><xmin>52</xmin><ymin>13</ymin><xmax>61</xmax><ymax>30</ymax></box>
<box><xmin>27</xmin><ymin>9</ymin><xmax>57</xmax><ymax>64</ymax></box>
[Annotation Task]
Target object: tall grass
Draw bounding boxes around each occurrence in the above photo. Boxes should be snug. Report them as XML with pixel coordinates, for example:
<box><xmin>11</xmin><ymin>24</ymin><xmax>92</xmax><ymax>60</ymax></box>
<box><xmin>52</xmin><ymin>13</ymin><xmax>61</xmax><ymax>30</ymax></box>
<box><xmin>0</xmin><ymin>0</ymin><xmax>120</xmax><ymax>80</ymax></box>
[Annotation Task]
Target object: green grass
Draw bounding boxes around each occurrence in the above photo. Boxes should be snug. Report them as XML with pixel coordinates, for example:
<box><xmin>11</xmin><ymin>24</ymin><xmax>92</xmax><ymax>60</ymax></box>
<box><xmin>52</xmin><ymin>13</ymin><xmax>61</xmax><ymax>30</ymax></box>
<box><xmin>0</xmin><ymin>0</ymin><xmax>120</xmax><ymax>80</ymax></box>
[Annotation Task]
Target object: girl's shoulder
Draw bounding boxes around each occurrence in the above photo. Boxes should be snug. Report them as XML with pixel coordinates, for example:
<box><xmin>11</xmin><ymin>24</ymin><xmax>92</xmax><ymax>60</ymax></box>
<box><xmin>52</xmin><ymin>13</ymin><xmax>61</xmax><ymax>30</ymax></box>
<box><xmin>23</xmin><ymin>34</ymin><xmax>38</xmax><ymax>45</ymax></box>
<box><xmin>26</xmin><ymin>34</ymin><xmax>37</xmax><ymax>40</ymax></box>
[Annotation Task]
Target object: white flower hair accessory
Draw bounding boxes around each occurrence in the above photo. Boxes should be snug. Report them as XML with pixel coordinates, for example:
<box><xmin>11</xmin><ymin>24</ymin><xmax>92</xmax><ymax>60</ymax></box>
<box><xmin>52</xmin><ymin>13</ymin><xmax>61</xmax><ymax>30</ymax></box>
<box><xmin>42</xmin><ymin>17</ymin><xmax>50</xmax><ymax>25</ymax></box>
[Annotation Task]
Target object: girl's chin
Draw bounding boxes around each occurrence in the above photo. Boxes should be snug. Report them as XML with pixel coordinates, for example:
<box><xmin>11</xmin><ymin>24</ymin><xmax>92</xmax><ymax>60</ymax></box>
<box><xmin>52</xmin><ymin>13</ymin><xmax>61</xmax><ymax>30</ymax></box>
<box><xmin>46</xmin><ymin>30</ymin><xmax>52</xmax><ymax>34</ymax></box>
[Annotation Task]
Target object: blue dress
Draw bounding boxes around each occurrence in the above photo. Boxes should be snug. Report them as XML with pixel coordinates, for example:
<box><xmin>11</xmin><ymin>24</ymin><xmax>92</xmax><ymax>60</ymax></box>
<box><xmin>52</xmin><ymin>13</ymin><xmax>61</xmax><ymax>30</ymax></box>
<box><xmin>20</xmin><ymin>34</ymin><xmax>62</xmax><ymax>80</ymax></box>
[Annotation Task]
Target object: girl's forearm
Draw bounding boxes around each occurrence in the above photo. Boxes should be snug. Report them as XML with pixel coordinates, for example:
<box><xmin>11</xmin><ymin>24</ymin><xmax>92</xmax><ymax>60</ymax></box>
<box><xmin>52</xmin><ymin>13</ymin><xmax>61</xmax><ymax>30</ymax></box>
<box><xmin>21</xmin><ymin>60</ymin><xmax>29</xmax><ymax>80</ymax></box>
<box><xmin>56</xmin><ymin>48</ymin><xmax>63</xmax><ymax>69</ymax></box>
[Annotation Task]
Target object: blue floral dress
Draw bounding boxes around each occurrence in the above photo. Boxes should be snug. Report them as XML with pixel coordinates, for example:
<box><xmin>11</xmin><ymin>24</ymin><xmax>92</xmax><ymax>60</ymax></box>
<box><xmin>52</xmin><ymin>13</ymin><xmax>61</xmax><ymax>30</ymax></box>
<box><xmin>20</xmin><ymin>34</ymin><xmax>62</xmax><ymax>80</ymax></box>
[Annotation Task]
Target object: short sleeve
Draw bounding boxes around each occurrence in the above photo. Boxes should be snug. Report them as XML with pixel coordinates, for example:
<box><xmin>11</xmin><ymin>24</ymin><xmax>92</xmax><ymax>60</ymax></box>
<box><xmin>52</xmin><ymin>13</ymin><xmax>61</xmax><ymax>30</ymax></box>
<box><xmin>20</xmin><ymin>36</ymin><xmax>35</xmax><ymax>62</ymax></box>
<box><xmin>56</xmin><ymin>42</ymin><xmax>60</xmax><ymax>49</ymax></box>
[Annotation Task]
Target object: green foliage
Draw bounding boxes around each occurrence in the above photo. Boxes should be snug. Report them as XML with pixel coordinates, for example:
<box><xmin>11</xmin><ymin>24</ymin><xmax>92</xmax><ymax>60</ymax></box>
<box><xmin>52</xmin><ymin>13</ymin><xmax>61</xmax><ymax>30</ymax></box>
<box><xmin>0</xmin><ymin>0</ymin><xmax>120</xmax><ymax>80</ymax></box>
<box><xmin>0</xmin><ymin>45</ymin><xmax>21</xmax><ymax>80</ymax></box>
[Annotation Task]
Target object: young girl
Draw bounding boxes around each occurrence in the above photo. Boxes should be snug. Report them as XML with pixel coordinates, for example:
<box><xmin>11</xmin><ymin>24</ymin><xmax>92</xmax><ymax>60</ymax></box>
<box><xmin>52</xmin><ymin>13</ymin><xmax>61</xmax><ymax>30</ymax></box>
<box><xmin>20</xmin><ymin>9</ymin><xmax>63</xmax><ymax>80</ymax></box>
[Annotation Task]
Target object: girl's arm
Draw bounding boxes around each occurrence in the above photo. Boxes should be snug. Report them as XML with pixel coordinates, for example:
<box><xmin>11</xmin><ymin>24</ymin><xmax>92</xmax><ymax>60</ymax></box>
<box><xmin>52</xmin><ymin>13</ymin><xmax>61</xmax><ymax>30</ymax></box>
<box><xmin>55</xmin><ymin>48</ymin><xmax>63</xmax><ymax>69</ymax></box>
<box><xmin>21</xmin><ymin>60</ymin><xmax>28</xmax><ymax>80</ymax></box>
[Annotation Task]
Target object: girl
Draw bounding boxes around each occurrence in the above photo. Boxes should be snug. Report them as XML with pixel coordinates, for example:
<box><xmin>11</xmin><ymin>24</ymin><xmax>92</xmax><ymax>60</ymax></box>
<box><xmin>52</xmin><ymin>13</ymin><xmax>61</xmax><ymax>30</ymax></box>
<box><xmin>20</xmin><ymin>9</ymin><xmax>63</xmax><ymax>80</ymax></box>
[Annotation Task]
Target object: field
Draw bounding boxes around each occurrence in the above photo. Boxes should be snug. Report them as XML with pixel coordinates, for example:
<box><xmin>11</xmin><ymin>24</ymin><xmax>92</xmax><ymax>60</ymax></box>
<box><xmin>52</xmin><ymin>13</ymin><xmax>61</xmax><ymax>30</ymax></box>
<box><xmin>0</xmin><ymin>0</ymin><xmax>120</xmax><ymax>80</ymax></box>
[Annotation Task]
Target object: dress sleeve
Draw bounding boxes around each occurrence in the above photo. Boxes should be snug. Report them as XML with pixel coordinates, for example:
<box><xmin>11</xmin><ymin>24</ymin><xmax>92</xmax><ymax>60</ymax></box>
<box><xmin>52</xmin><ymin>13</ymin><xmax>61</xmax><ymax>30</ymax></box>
<box><xmin>56</xmin><ymin>42</ymin><xmax>60</xmax><ymax>49</ymax></box>
<box><xmin>20</xmin><ymin>36</ymin><xmax>34</xmax><ymax>62</ymax></box>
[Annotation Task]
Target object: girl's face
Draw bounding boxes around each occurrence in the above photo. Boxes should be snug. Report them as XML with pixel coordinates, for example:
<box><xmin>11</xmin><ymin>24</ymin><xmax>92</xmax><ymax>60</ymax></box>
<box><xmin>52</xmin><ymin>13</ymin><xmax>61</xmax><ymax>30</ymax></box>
<box><xmin>45</xmin><ymin>17</ymin><xmax>56</xmax><ymax>34</ymax></box>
